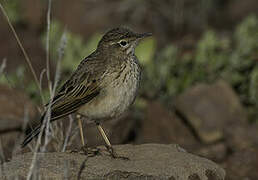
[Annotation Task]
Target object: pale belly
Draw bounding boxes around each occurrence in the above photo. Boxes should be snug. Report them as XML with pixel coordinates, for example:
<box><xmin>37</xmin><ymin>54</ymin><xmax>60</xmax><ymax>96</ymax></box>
<box><xmin>78</xmin><ymin>62</ymin><xmax>140</xmax><ymax>121</ymax></box>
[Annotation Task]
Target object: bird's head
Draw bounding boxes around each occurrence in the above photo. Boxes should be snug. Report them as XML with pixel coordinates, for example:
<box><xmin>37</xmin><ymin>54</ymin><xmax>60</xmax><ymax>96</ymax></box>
<box><xmin>97</xmin><ymin>27</ymin><xmax>152</xmax><ymax>56</ymax></box>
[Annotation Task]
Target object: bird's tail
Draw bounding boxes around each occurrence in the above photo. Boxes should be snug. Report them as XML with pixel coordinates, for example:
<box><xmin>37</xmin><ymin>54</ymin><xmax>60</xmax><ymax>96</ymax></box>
<box><xmin>21</xmin><ymin>109</ymin><xmax>63</xmax><ymax>148</ymax></box>
<box><xmin>21</xmin><ymin>124</ymin><xmax>42</xmax><ymax>148</ymax></box>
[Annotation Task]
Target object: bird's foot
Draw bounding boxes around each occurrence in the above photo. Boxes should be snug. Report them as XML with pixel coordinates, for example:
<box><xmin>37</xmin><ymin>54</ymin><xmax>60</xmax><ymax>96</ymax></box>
<box><xmin>69</xmin><ymin>146</ymin><xmax>100</xmax><ymax>157</ymax></box>
<box><xmin>105</xmin><ymin>145</ymin><xmax>129</xmax><ymax>160</ymax></box>
<box><xmin>80</xmin><ymin>146</ymin><xmax>101</xmax><ymax>157</ymax></box>
<box><xmin>69</xmin><ymin>145</ymin><xmax>129</xmax><ymax>160</ymax></box>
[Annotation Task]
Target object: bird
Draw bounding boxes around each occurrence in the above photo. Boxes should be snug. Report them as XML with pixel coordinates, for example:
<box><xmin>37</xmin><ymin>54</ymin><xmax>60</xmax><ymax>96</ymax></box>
<box><xmin>21</xmin><ymin>27</ymin><xmax>151</xmax><ymax>157</ymax></box>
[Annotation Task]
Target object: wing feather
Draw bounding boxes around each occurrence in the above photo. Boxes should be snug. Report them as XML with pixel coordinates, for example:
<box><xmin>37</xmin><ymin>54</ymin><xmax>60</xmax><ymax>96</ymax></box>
<box><xmin>22</xmin><ymin>49</ymin><xmax>106</xmax><ymax>147</ymax></box>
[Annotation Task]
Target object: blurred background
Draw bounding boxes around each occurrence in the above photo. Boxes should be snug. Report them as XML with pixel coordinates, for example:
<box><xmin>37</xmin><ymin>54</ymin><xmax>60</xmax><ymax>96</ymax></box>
<box><xmin>0</xmin><ymin>0</ymin><xmax>258</xmax><ymax>179</ymax></box>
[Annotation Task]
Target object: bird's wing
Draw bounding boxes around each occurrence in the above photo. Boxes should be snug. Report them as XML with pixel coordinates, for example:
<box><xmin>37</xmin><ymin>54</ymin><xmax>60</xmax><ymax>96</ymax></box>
<box><xmin>22</xmin><ymin>52</ymin><xmax>105</xmax><ymax>148</ymax></box>
<box><xmin>44</xmin><ymin>52</ymin><xmax>105</xmax><ymax>122</ymax></box>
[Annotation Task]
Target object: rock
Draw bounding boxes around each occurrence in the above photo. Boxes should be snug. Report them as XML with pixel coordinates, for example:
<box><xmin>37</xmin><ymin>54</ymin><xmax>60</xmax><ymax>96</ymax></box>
<box><xmin>0</xmin><ymin>85</ymin><xmax>38</xmax><ymax>132</ymax></box>
<box><xmin>0</xmin><ymin>131</ymin><xmax>21</xmax><ymax>162</ymax></box>
<box><xmin>224</xmin><ymin>123</ymin><xmax>258</xmax><ymax>151</ymax></box>
<box><xmin>223</xmin><ymin>148</ymin><xmax>258</xmax><ymax>180</ymax></box>
<box><xmin>195</xmin><ymin>143</ymin><xmax>228</xmax><ymax>162</ymax></box>
<box><xmin>175</xmin><ymin>80</ymin><xmax>247</xmax><ymax>144</ymax></box>
<box><xmin>1</xmin><ymin>144</ymin><xmax>225</xmax><ymax>180</ymax></box>
<box><xmin>137</xmin><ymin>102</ymin><xmax>199</xmax><ymax>150</ymax></box>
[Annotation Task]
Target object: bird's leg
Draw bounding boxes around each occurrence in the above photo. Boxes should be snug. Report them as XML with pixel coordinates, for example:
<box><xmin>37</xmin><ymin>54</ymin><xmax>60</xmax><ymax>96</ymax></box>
<box><xmin>76</xmin><ymin>114</ymin><xmax>85</xmax><ymax>147</ymax></box>
<box><xmin>95</xmin><ymin>122</ymin><xmax>116</xmax><ymax>158</ymax></box>
<box><xmin>73</xmin><ymin>114</ymin><xmax>101</xmax><ymax>156</ymax></box>
<box><xmin>95</xmin><ymin>122</ymin><xmax>129</xmax><ymax>160</ymax></box>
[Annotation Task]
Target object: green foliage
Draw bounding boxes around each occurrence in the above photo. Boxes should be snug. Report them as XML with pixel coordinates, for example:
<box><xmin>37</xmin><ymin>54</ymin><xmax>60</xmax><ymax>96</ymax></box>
<box><xmin>0</xmin><ymin>64</ymin><xmax>49</xmax><ymax>103</ymax></box>
<box><xmin>223</xmin><ymin>15</ymin><xmax>258</xmax><ymax>104</ymax></box>
<box><xmin>250</xmin><ymin>67</ymin><xmax>258</xmax><ymax>104</ymax></box>
<box><xmin>142</xmin><ymin>15</ymin><xmax>258</xmax><ymax>120</ymax></box>
<box><xmin>2</xmin><ymin>0</ymin><xmax>22</xmax><ymax>23</ymax></box>
<box><xmin>0</xmin><ymin>65</ymin><xmax>26</xmax><ymax>87</ymax></box>
<box><xmin>143</xmin><ymin>45</ymin><xmax>181</xmax><ymax>98</ymax></box>
<box><xmin>195</xmin><ymin>30</ymin><xmax>231</xmax><ymax>79</ymax></box>
<box><xmin>0</xmin><ymin>65</ymin><xmax>37</xmax><ymax>100</ymax></box>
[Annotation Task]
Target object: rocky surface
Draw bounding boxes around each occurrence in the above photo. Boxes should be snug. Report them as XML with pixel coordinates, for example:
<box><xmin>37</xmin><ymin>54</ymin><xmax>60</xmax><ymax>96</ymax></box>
<box><xmin>195</xmin><ymin>143</ymin><xmax>228</xmax><ymax>163</ymax></box>
<box><xmin>0</xmin><ymin>132</ymin><xmax>20</xmax><ymax>162</ymax></box>
<box><xmin>1</xmin><ymin>144</ymin><xmax>225</xmax><ymax>180</ymax></box>
<box><xmin>224</xmin><ymin>123</ymin><xmax>258</xmax><ymax>151</ymax></box>
<box><xmin>137</xmin><ymin>102</ymin><xmax>199</xmax><ymax>150</ymax></box>
<box><xmin>223</xmin><ymin>148</ymin><xmax>258</xmax><ymax>180</ymax></box>
<box><xmin>175</xmin><ymin>80</ymin><xmax>247</xmax><ymax>144</ymax></box>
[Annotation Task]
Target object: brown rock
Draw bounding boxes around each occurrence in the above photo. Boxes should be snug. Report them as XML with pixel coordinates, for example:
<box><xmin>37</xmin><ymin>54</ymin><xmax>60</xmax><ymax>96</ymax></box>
<box><xmin>1</xmin><ymin>144</ymin><xmax>226</xmax><ymax>180</ymax></box>
<box><xmin>225</xmin><ymin>123</ymin><xmax>258</xmax><ymax>151</ymax></box>
<box><xmin>0</xmin><ymin>85</ymin><xmax>37</xmax><ymax>132</ymax></box>
<box><xmin>137</xmin><ymin>101</ymin><xmax>199</xmax><ymax>150</ymax></box>
<box><xmin>175</xmin><ymin>80</ymin><xmax>247</xmax><ymax>144</ymax></box>
<box><xmin>0</xmin><ymin>132</ymin><xmax>21</xmax><ymax>162</ymax></box>
<box><xmin>195</xmin><ymin>143</ymin><xmax>228</xmax><ymax>162</ymax></box>
<box><xmin>223</xmin><ymin>148</ymin><xmax>258</xmax><ymax>180</ymax></box>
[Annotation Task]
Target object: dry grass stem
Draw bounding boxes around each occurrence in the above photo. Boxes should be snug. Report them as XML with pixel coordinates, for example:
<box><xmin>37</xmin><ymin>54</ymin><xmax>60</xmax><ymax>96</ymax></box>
<box><xmin>12</xmin><ymin>107</ymin><xmax>30</xmax><ymax>158</ymax></box>
<box><xmin>62</xmin><ymin>115</ymin><xmax>74</xmax><ymax>152</ymax></box>
<box><xmin>1</xmin><ymin>1</ymin><xmax>71</xmax><ymax>178</ymax></box>
<box><xmin>26</xmin><ymin>0</ymin><xmax>55</xmax><ymax>178</ymax></box>
<box><xmin>0</xmin><ymin>139</ymin><xmax>5</xmax><ymax>164</ymax></box>
<box><xmin>0</xmin><ymin>162</ymin><xmax>3</xmax><ymax>178</ymax></box>
<box><xmin>46</xmin><ymin>0</ymin><xmax>52</xmax><ymax>91</ymax></box>
<box><xmin>0</xmin><ymin>3</ymin><xmax>44</xmax><ymax>104</ymax></box>
<box><xmin>0</xmin><ymin>58</ymin><xmax>6</xmax><ymax>75</ymax></box>
<box><xmin>39</xmin><ymin>68</ymin><xmax>47</xmax><ymax>101</ymax></box>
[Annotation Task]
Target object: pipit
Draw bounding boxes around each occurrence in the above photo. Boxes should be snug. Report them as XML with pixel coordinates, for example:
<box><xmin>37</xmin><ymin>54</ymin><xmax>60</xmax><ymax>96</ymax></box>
<box><xmin>21</xmin><ymin>27</ymin><xmax>151</xmax><ymax>157</ymax></box>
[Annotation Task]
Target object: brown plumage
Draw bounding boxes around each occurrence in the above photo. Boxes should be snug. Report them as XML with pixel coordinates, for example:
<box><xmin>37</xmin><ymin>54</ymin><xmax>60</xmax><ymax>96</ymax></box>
<box><xmin>22</xmin><ymin>27</ymin><xmax>151</xmax><ymax>150</ymax></box>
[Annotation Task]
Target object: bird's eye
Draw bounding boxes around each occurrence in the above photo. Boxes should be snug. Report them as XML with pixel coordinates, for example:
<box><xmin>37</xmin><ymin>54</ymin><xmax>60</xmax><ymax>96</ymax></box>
<box><xmin>119</xmin><ymin>40</ymin><xmax>127</xmax><ymax>47</ymax></box>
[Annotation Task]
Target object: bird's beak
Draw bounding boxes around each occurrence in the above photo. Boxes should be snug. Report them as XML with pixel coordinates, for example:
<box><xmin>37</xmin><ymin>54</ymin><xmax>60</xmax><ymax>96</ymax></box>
<box><xmin>130</xmin><ymin>32</ymin><xmax>152</xmax><ymax>52</ymax></box>
<box><xmin>136</xmin><ymin>32</ymin><xmax>152</xmax><ymax>39</ymax></box>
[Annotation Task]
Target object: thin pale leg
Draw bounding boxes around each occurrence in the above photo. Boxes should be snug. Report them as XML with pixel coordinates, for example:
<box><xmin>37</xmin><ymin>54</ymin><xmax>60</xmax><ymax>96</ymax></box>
<box><xmin>96</xmin><ymin>122</ymin><xmax>129</xmax><ymax>160</ymax></box>
<box><xmin>76</xmin><ymin>114</ymin><xmax>85</xmax><ymax>146</ymax></box>
<box><xmin>96</xmin><ymin>123</ymin><xmax>111</xmax><ymax>147</ymax></box>
<box><xmin>71</xmin><ymin>114</ymin><xmax>100</xmax><ymax>156</ymax></box>
<box><xmin>96</xmin><ymin>122</ymin><xmax>117</xmax><ymax>158</ymax></box>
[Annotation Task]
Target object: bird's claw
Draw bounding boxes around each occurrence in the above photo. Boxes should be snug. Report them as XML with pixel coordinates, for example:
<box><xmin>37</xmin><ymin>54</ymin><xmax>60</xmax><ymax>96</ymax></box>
<box><xmin>105</xmin><ymin>145</ymin><xmax>129</xmax><ymax>160</ymax></box>
<box><xmin>69</xmin><ymin>146</ymin><xmax>100</xmax><ymax>157</ymax></box>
